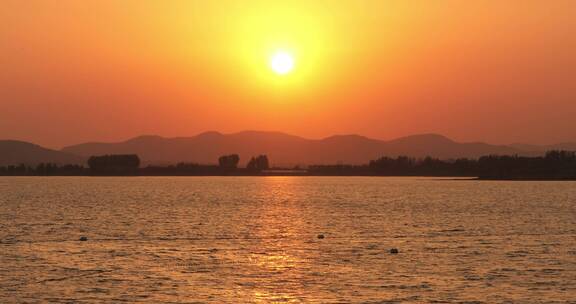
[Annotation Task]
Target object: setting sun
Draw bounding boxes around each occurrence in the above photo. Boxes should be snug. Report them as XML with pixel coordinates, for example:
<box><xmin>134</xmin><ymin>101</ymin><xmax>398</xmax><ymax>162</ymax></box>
<box><xmin>270</xmin><ymin>51</ymin><xmax>295</xmax><ymax>75</ymax></box>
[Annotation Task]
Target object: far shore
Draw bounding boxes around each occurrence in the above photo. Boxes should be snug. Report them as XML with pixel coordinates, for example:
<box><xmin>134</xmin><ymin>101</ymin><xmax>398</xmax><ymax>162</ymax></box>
<box><xmin>3</xmin><ymin>150</ymin><xmax>576</xmax><ymax>180</ymax></box>
<box><xmin>3</xmin><ymin>173</ymin><xmax>576</xmax><ymax>181</ymax></box>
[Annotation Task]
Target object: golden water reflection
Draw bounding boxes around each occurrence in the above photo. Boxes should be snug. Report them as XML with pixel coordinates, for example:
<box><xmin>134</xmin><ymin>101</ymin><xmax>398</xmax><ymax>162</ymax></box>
<box><xmin>246</xmin><ymin>177</ymin><xmax>314</xmax><ymax>303</ymax></box>
<box><xmin>4</xmin><ymin>177</ymin><xmax>573</xmax><ymax>302</ymax></box>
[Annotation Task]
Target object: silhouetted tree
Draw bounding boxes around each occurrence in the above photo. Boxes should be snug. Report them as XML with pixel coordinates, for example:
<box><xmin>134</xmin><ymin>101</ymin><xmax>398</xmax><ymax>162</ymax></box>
<box><xmin>218</xmin><ymin>154</ymin><xmax>240</xmax><ymax>169</ymax></box>
<box><xmin>247</xmin><ymin>155</ymin><xmax>269</xmax><ymax>171</ymax></box>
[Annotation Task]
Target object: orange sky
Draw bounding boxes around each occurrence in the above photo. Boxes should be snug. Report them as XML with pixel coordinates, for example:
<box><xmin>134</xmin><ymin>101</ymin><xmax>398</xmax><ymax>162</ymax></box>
<box><xmin>1</xmin><ymin>0</ymin><xmax>575</xmax><ymax>148</ymax></box>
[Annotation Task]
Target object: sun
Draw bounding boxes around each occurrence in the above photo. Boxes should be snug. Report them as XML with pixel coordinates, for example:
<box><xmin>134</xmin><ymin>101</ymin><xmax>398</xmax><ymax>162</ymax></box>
<box><xmin>270</xmin><ymin>51</ymin><xmax>295</xmax><ymax>75</ymax></box>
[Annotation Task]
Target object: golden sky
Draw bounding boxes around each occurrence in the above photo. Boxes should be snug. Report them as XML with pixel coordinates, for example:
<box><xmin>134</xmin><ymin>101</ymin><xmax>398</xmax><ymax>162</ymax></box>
<box><xmin>1</xmin><ymin>0</ymin><xmax>575</xmax><ymax>147</ymax></box>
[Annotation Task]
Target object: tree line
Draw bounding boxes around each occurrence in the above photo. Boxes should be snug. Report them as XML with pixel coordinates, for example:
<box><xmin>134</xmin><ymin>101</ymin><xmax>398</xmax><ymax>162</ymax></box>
<box><xmin>143</xmin><ymin>154</ymin><xmax>270</xmax><ymax>176</ymax></box>
<box><xmin>308</xmin><ymin>150</ymin><xmax>576</xmax><ymax>179</ymax></box>
<box><xmin>0</xmin><ymin>154</ymin><xmax>271</xmax><ymax>176</ymax></box>
<box><xmin>1</xmin><ymin>151</ymin><xmax>576</xmax><ymax>179</ymax></box>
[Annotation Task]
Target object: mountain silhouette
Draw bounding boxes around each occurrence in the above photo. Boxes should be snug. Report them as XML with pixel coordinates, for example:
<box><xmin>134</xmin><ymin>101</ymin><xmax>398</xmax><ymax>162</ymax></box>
<box><xmin>0</xmin><ymin>140</ymin><xmax>83</xmax><ymax>166</ymax></box>
<box><xmin>61</xmin><ymin>131</ymin><xmax>529</xmax><ymax>166</ymax></box>
<box><xmin>510</xmin><ymin>142</ymin><xmax>576</xmax><ymax>154</ymax></box>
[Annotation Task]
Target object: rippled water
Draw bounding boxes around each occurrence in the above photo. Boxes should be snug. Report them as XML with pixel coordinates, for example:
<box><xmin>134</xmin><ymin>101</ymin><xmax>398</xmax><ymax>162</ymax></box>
<box><xmin>1</xmin><ymin>177</ymin><xmax>575</xmax><ymax>303</ymax></box>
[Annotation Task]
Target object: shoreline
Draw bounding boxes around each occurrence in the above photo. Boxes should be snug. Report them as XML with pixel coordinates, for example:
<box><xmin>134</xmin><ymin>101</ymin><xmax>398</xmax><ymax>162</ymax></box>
<box><xmin>2</xmin><ymin>174</ymin><xmax>576</xmax><ymax>181</ymax></box>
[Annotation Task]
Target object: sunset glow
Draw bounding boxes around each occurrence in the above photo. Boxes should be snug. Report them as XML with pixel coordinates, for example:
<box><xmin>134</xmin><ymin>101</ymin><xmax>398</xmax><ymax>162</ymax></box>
<box><xmin>3</xmin><ymin>2</ymin><xmax>576</xmax><ymax>303</ymax></box>
<box><xmin>1</xmin><ymin>1</ymin><xmax>575</xmax><ymax>147</ymax></box>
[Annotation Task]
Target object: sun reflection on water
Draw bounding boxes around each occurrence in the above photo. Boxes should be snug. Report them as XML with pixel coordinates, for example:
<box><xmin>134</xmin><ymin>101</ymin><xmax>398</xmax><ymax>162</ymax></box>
<box><xmin>245</xmin><ymin>177</ymin><xmax>312</xmax><ymax>303</ymax></box>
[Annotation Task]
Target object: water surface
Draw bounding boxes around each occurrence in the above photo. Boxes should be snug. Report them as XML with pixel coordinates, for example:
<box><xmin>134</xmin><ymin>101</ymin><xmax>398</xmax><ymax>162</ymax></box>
<box><xmin>1</xmin><ymin>177</ymin><xmax>575</xmax><ymax>303</ymax></box>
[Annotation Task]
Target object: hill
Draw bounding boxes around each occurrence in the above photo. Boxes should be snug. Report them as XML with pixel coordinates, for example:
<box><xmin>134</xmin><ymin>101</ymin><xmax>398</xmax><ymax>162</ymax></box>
<box><xmin>509</xmin><ymin>142</ymin><xmax>576</xmax><ymax>154</ymax></box>
<box><xmin>0</xmin><ymin>140</ymin><xmax>84</xmax><ymax>166</ymax></box>
<box><xmin>61</xmin><ymin>131</ymin><xmax>526</xmax><ymax>166</ymax></box>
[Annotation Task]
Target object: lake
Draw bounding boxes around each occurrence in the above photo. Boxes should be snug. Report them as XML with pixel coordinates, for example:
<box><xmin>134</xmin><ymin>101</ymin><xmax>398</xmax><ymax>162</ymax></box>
<box><xmin>1</xmin><ymin>177</ymin><xmax>575</xmax><ymax>303</ymax></box>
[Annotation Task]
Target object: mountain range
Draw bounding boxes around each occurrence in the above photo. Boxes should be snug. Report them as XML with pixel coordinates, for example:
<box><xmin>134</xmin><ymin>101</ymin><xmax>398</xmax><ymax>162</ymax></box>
<box><xmin>1</xmin><ymin>131</ymin><xmax>574</xmax><ymax>166</ymax></box>
<box><xmin>0</xmin><ymin>140</ymin><xmax>83</xmax><ymax>166</ymax></box>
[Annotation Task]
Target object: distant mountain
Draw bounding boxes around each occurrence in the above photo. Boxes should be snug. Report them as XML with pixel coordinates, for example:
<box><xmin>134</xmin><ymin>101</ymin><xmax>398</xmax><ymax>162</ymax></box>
<box><xmin>61</xmin><ymin>131</ymin><xmax>528</xmax><ymax>166</ymax></box>
<box><xmin>0</xmin><ymin>140</ymin><xmax>83</xmax><ymax>166</ymax></box>
<box><xmin>509</xmin><ymin>142</ymin><xmax>576</xmax><ymax>153</ymax></box>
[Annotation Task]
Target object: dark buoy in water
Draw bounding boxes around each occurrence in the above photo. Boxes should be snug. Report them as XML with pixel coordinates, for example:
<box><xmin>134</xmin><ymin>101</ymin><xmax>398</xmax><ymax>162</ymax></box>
<box><xmin>79</xmin><ymin>236</ymin><xmax>88</xmax><ymax>242</ymax></box>
<box><xmin>390</xmin><ymin>248</ymin><xmax>399</xmax><ymax>254</ymax></box>
<box><xmin>317</xmin><ymin>234</ymin><xmax>325</xmax><ymax>239</ymax></box>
